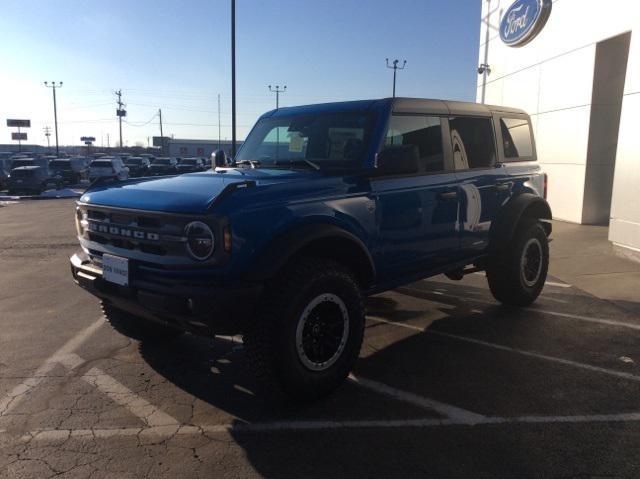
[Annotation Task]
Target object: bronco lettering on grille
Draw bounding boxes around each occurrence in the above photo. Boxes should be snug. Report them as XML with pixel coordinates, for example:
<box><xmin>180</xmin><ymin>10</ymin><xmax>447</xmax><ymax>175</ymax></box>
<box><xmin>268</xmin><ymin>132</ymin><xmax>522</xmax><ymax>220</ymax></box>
<box><xmin>89</xmin><ymin>222</ymin><xmax>160</xmax><ymax>241</ymax></box>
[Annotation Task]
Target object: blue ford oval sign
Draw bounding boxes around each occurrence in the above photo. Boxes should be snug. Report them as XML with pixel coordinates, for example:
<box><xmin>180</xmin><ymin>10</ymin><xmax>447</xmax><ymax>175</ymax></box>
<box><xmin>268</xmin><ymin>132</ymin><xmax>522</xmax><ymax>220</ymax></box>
<box><xmin>500</xmin><ymin>0</ymin><xmax>552</xmax><ymax>47</ymax></box>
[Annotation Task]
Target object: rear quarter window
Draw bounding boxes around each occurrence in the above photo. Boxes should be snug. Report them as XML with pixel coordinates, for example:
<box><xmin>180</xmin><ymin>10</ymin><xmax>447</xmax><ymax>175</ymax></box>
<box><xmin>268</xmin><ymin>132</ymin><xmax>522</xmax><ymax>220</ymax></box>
<box><xmin>500</xmin><ymin>117</ymin><xmax>534</xmax><ymax>160</ymax></box>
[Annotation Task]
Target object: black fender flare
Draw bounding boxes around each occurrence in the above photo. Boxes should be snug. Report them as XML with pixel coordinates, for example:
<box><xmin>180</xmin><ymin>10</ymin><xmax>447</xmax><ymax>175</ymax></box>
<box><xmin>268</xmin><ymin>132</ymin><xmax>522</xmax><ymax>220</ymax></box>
<box><xmin>489</xmin><ymin>193</ymin><xmax>552</xmax><ymax>252</ymax></box>
<box><xmin>245</xmin><ymin>223</ymin><xmax>376</xmax><ymax>287</ymax></box>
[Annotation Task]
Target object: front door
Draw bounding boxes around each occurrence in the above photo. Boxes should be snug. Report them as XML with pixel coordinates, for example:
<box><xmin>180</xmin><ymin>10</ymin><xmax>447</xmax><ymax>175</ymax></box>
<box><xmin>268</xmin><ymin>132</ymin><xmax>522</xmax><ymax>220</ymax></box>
<box><xmin>372</xmin><ymin>115</ymin><xmax>460</xmax><ymax>283</ymax></box>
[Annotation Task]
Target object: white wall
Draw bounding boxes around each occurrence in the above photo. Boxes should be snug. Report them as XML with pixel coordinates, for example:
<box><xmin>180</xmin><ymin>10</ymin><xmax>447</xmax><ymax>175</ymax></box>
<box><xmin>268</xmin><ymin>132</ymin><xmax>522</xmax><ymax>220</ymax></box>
<box><xmin>478</xmin><ymin>0</ymin><xmax>640</xmax><ymax>254</ymax></box>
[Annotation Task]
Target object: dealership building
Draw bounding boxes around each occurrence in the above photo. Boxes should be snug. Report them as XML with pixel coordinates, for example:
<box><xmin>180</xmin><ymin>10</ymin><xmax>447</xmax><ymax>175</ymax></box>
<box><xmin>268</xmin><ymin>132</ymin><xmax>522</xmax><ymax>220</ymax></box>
<box><xmin>478</xmin><ymin>0</ymin><xmax>639</xmax><ymax>259</ymax></box>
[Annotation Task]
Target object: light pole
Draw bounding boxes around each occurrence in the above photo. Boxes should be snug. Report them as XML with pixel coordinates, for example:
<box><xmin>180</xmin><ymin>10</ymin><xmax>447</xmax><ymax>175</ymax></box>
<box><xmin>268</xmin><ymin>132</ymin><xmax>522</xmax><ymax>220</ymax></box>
<box><xmin>268</xmin><ymin>85</ymin><xmax>286</xmax><ymax>109</ymax></box>
<box><xmin>44</xmin><ymin>81</ymin><xmax>63</xmax><ymax>156</ymax></box>
<box><xmin>231</xmin><ymin>0</ymin><xmax>237</xmax><ymax>158</ymax></box>
<box><xmin>385</xmin><ymin>59</ymin><xmax>406</xmax><ymax>98</ymax></box>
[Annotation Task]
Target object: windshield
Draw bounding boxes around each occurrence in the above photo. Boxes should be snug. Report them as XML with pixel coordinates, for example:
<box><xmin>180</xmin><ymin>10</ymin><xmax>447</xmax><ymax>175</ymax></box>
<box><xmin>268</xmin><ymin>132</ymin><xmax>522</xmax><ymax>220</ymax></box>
<box><xmin>126</xmin><ymin>158</ymin><xmax>143</xmax><ymax>165</ymax></box>
<box><xmin>90</xmin><ymin>160</ymin><xmax>113</xmax><ymax>168</ymax></box>
<box><xmin>236</xmin><ymin>111</ymin><xmax>372</xmax><ymax>168</ymax></box>
<box><xmin>153</xmin><ymin>159</ymin><xmax>171</xmax><ymax>165</ymax></box>
<box><xmin>50</xmin><ymin>160</ymin><xmax>71</xmax><ymax>170</ymax></box>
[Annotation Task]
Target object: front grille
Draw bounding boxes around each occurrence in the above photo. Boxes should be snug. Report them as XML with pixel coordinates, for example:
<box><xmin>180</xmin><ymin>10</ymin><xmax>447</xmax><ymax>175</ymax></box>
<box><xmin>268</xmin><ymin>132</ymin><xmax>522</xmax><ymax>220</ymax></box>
<box><xmin>81</xmin><ymin>206</ymin><xmax>188</xmax><ymax>259</ymax></box>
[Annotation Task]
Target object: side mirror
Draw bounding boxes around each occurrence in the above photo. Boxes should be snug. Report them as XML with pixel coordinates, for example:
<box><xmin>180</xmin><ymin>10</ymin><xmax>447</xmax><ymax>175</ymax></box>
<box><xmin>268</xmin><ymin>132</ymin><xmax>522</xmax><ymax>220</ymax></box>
<box><xmin>375</xmin><ymin>145</ymin><xmax>419</xmax><ymax>176</ymax></box>
<box><xmin>213</xmin><ymin>150</ymin><xmax>227</xmax><ymax>167</ymax></box>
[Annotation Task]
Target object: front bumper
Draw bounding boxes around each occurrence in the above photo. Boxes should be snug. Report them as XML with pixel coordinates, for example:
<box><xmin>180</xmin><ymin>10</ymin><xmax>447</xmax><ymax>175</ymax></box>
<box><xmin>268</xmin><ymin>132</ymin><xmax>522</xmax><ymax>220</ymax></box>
<box><xmin>70</xmin><ymin>251</ymin><xmax>261</xmax><ymax>336</ymax></box>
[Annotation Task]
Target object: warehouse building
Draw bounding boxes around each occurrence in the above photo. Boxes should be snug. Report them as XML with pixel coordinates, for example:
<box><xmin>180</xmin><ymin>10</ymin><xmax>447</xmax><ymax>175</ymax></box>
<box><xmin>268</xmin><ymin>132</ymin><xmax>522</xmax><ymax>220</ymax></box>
<box><xmin>165</xmin><ymin>139</ymin><xmax>241</xmax><ymax>158</ymax></box>
<box><xmin>478</xmin><ymin>0</ymin><xmax>639</xmax><ymax>259</ymax></box>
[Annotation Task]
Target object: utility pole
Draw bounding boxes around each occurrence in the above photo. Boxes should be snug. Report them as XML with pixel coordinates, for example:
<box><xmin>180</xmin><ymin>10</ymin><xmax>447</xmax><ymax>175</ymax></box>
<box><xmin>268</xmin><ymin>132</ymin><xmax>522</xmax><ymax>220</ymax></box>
<box><xmin>107</xmin><ymin>133</ymin><xmax>110</xmax><ymax>149</ymax></box>
<box><xmin>385</xmin><ymin>59</ymin><xmax>406</xmax><ymax>98</ymax></box>
<box><xmin>43</xmin><ymin>126</ymin><xmax>51</xmax><ymax>152</ymax></box>
<box><xmin>268</xmin><ymin>85</ymin><xmax>286</xmax><ymax>109</ymax></box>
<box><xmin>158</xmin><ymin>108</ymin><xmax>164</xmax><ymax>155</ymax></box>
<box><xmin>231</xmin><ymin>0</ymin><xmax>237</xmax><ymax>158</ymax></box>
<box><xmin>217</xmin><ymin>94</ymin><xmax>221</xmax><ymax>151</ymax></box>
<box><xmin>115</xmin><ymin>89</ymin><xmax>126</xmax><ymax>148</ymax></box>
<box><xmin>44</xmin><ymin>81</ymin><xmax>63</xmax><ymax>156</ymax></box>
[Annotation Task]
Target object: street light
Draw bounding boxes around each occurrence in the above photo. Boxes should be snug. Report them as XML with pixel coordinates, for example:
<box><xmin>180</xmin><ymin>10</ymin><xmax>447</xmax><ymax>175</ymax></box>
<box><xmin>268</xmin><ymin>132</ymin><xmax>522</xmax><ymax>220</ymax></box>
<box><xmin>385</xmin><ymin>59</ymin><xmax>406</xmax><ymax>98</ymax></box>
<box><xmin>44</xmin><ymin>81</ymin><xmax>63</xmax><ymax>156</ymax></box>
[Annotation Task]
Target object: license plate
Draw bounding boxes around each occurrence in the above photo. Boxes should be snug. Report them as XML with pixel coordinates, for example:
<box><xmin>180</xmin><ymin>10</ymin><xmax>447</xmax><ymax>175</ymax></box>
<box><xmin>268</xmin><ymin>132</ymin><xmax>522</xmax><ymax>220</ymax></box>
<box><xmin>16</xmin><ymin>180</ymin><xmax>23</xmax><ymax>183</ymax></box>
<box><xmin>102</xmin><ymin>254</ymin><xmax>129</xmax><ymax>286</ymax></box>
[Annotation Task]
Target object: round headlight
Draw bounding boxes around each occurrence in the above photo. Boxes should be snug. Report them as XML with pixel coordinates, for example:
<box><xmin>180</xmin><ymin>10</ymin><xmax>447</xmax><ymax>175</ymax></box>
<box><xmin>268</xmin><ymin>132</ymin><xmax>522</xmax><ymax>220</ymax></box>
<box><xmin>185</xmin><ymin>221</ymin><xmax>215</xmax><ymax>260</ymax></box>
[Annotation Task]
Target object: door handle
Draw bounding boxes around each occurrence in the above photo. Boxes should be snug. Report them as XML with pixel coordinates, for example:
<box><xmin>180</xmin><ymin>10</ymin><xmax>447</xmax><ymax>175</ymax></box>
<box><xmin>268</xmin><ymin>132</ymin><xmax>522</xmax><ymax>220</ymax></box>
<box><xmin>494</xmin><ymin>183</ymin><xmax>511</xmax><ymax>192</ymax></box>
<box><xmin>438</xmin><ymin>190</ymin><xmax>458</xmax><ymax>200</ymax></box>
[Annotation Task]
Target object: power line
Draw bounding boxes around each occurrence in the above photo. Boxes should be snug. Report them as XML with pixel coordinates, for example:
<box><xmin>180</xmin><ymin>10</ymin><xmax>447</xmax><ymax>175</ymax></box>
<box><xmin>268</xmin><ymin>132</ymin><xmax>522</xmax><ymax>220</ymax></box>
<box><xmin>123</xmin><ymin>112</ymin><xmax>158</xmax><ymax>127</ymax></box>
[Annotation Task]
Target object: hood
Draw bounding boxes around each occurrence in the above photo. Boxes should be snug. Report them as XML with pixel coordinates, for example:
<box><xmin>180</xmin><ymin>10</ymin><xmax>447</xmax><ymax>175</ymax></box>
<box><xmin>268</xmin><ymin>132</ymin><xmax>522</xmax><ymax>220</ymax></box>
<box><xmin>80</xmin><ymin>168</ymin><xmax>318</xmax><ymax>214</ymax></box>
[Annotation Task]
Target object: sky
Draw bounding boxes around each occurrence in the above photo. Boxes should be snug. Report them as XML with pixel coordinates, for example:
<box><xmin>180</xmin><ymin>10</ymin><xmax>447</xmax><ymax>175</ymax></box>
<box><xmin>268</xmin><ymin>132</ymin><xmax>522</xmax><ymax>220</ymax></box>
<box><xmin>0</xmin><ymin>0</ymin><xmax>481</xmax><ymax>148</ymax></box>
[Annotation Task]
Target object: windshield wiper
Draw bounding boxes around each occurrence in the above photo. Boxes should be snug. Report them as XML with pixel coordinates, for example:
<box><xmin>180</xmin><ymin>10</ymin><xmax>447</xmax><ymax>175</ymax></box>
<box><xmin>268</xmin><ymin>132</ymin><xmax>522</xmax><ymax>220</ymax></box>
<box><xmin>234</xmin><ymin>159</ymin><xmax>261</xmax><ymax>168</ymax></box>
<box><xmin>273</xmin><ymin>158</ymin><xmax>320</xmax><ymax>171</ymax></box>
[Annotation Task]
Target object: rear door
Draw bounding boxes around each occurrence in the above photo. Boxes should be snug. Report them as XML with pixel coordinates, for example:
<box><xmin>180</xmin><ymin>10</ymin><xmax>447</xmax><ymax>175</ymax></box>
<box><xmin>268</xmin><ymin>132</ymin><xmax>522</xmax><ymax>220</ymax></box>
<box><xmin>449</xmin><ymin>116</ymin><xmax>513</xmax><ymax>258</ymax></box>
<box><xmin>371</xmin><ymin>114</ymin><xmax>460</xmax><ymax>283</ymax></box>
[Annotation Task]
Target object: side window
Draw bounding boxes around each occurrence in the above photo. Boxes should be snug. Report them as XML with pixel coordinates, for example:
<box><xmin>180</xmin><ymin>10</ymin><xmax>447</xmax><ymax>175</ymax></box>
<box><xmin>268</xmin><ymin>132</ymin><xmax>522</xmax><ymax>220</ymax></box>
<box><xmin>384</xmin><ymin>115</ymin><xmax>444</xmax><ymax>173</ymax></box>
<box><xmin>500</xmin><ymin>117</ymin><xmax>533</xmax><ymax>159</ymax></box>
<box><xmin>449</xmin><ymin>117</ymin><xmax>496</xmax><ymax>170</ymax></box>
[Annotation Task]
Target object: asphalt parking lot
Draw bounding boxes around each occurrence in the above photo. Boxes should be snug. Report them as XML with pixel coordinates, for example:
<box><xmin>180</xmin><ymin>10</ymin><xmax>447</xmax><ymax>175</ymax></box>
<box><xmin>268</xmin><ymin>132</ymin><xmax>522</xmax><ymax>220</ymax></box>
<box><xmin>1</xmin><ymin>199</ymin><xmax>639</xmax><ymax>478</ymax></box>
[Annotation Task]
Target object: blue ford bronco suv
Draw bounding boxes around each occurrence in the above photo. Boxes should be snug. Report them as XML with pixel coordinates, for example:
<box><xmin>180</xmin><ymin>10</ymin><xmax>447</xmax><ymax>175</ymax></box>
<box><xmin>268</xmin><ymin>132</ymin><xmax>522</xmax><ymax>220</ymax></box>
<box><xmin>70</xmin><ymin>98</ymin><xmax>551</xmax><ymax>400</ymax></box>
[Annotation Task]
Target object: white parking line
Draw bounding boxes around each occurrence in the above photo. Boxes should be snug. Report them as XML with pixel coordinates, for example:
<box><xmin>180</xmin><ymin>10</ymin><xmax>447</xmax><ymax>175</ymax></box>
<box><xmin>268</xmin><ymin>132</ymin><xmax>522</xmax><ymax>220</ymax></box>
<box><xmin>470</xmin><ymin>272</ymin><xmax>571</xmax><ymax>288</ymax></box>
<box><xmin>397</xmin><ymin>287</ymin><xmax>640</xmax><ymax>332</ymax></box>
<box><xmin>17</xmin><ymin>410</ymin><xmax>640</xmax><ymax>442</ymax></box>
<box><xmin>544</xmin><ymin>281</ymin><xmax>572</xmax><ymax>288</ymax></box>
<box><xmin>529</xmin><ymin>309</ymin><xmax>640</xmax><ymax>331</ymax></box>
<box><xmin>82</xmin><ymin>367</ymin><xmax>180</xmax><ymax>427</ymax></box>
<box><xmin>348</xmin><ymin>374</ymin><xmax>486</xmax><ymax>424</ymax></box>
<box><xmin>0</xmin><ymin>318</ymin><xmax>103</xmax><ymax>417</ymax></box>
<box><xmin>368</xmin><ymin>316</ymin><xmax>640</xmax><ymax>383</ymax></box>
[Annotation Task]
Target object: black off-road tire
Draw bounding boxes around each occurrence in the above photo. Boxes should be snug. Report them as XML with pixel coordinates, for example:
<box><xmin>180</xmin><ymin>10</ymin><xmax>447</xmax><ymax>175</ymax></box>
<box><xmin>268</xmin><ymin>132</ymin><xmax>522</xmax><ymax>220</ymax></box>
<box><xmin>486</xmin><ymin>219</ymin><xmax>549</xmax><ymax>306</ymax></box>
<box><xmin>244</xmin><ymin>258</ymin><xmax>365</xmax><ymax>402</ymax></box>
<box><xmin>102</xmin><ymin>301</ymin><xmax>183</xmax><ymax>341</ymax></box>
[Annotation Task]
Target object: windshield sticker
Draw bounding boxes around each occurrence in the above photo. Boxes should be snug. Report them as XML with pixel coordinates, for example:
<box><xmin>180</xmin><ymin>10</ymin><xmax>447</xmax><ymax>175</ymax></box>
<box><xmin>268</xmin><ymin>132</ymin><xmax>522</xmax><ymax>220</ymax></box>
<box><xmin>289</xmin><ymin>133</ymin><xmax>304</xmax><ymax>153</ymax></box>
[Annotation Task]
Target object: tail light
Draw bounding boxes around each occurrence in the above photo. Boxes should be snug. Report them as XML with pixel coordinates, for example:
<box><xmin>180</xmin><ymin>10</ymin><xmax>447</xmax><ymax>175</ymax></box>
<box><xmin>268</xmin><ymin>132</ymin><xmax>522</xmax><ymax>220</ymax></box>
<box><xmin>543</xmin><ymin>173</ymin><xmax>548</xmax><ymax>199</ymax></box>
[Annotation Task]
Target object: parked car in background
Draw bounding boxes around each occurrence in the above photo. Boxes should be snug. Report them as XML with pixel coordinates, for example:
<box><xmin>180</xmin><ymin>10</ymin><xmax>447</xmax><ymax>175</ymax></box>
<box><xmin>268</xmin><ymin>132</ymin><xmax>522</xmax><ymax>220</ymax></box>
<box><xmin>124</xmin><ymin>157</ymin><xmax>151</xmax><ymax>177</ymax></box>
<box><xmin>176</xmin><ymin>157</ymin><xmax>205</xmax><ymax>174</ymax></box>
<box><xmin>149</xmin><ymin>157</ymin><xmax>178</xmax><ymax>176</ymax></box>
<box><xmin>0</xmin><ymin>162</ymin><xmax>11</xmax><ymax>191</ymax></box>
<box><xmin>49</xmin><ymin>158</ymin><xmax>88</xmax><ymax>184</ymax></box>
<box><xmin>88</xmin><ymin>157</ymin><xmax>129</xmax><ymax>182</ymax></box>
<box><xmin>7</xmin><ymin>166</ymin><xmax>62</xmax><ymax>195</ymax></box>
<box><xmin>10</xmin><ymin>157</ymin><xmax>51</xmax><ymax>172</ymax></box>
